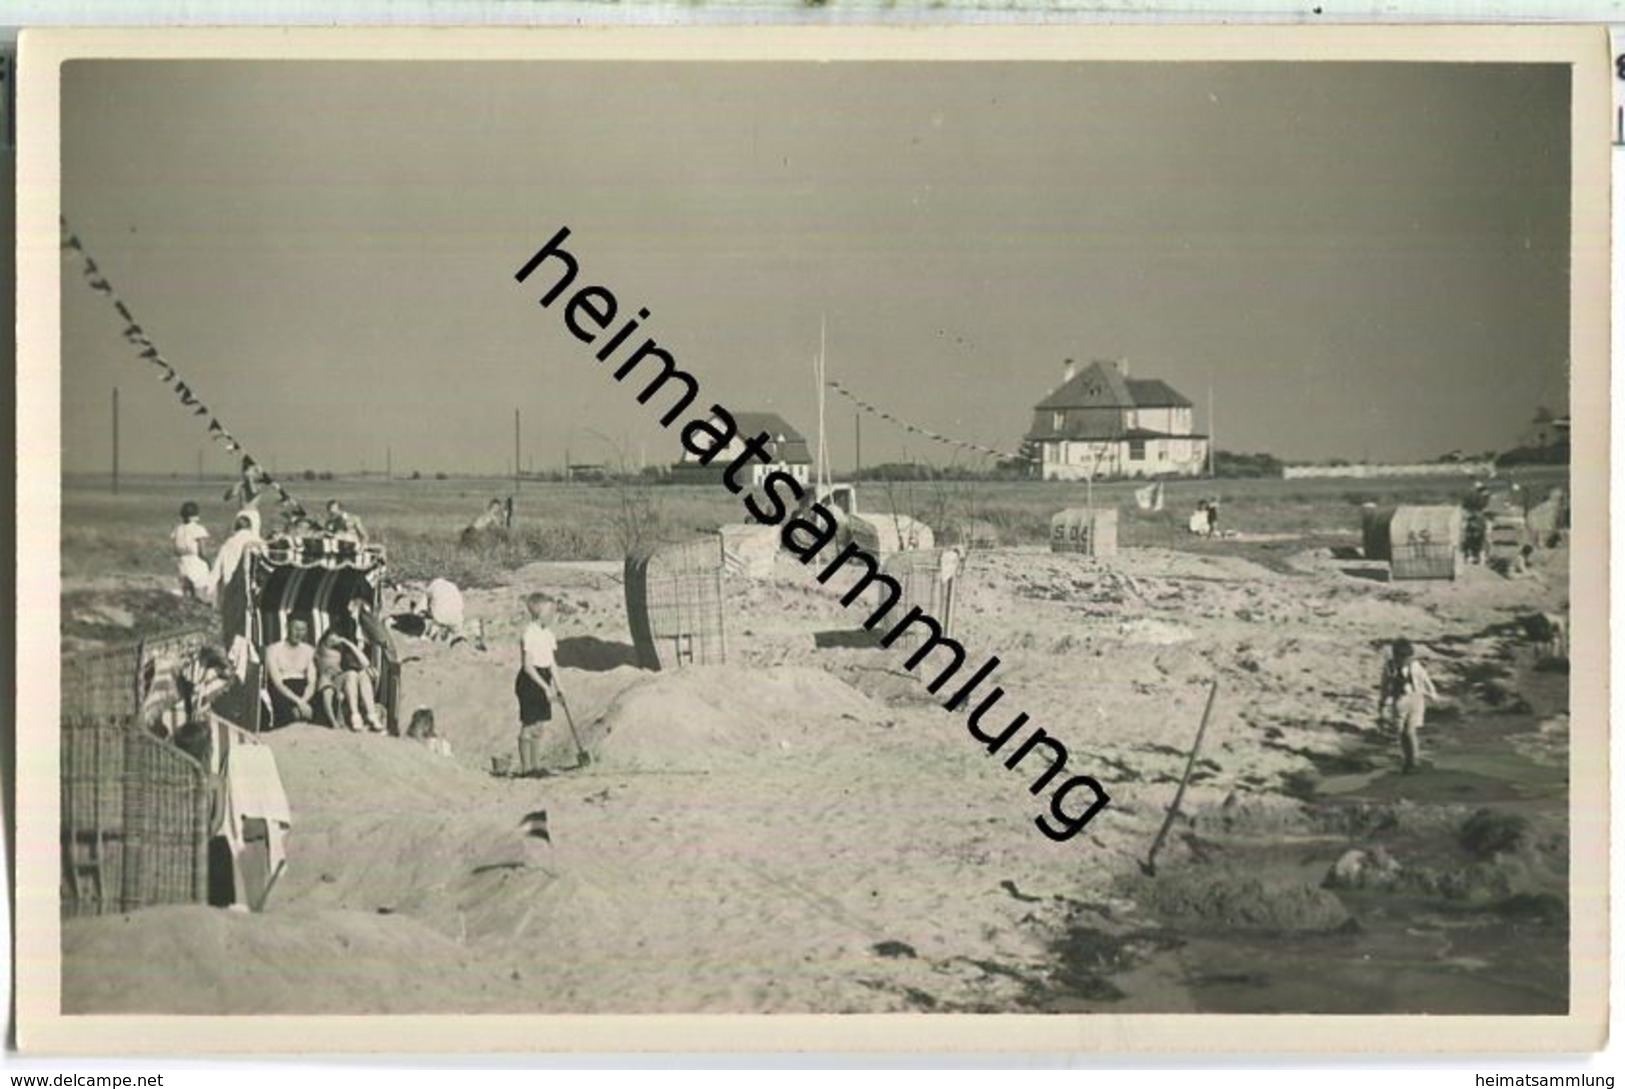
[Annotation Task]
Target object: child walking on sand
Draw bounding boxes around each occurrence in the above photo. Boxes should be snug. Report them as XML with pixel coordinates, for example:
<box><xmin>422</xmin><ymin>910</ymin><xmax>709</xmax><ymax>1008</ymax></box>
<box><xmin>515</xmin><ymin>592</ymin><xmax>560</xmax><ymax>777</ymax></box>
<box><xmin>1377</xmin><ymin>638</ymin><xmax>1439</xmax><ymax>775</ymax></box>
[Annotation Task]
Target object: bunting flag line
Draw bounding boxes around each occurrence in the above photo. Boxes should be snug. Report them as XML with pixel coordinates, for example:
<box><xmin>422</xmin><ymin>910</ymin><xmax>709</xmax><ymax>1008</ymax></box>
<box><xmin>825</xmin><ymin>379</ymin><xmax>1036</xmax><ymax>462</ymax></box>
<box><xmin>61</xmin><ymin>215</ymin><xmax>303</xmax><ymax>515</ymax></box>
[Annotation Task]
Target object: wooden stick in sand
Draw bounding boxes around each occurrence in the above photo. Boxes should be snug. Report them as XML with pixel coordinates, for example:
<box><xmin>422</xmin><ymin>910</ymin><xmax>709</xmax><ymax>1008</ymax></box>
<box><xmin>1142</xmin><ymin>678</ymin><xmax>1221</xmax><ymax>878</ymax></box>
<box><xmin>556</xmin><ymin>685</ymin><xmax>592</xmax><ymax>769</ymax></box>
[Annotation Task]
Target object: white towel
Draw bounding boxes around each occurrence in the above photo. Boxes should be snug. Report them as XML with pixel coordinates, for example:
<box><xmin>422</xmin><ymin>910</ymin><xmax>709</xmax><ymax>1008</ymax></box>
<box><xmin>227</xmin><ymin>739</ymin><xmax>293</xmax><ymax>826</ymax></box>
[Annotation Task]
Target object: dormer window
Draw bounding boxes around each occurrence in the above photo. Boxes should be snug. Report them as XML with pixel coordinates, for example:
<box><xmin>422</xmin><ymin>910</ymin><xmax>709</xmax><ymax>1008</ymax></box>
<box><xmin>1052</xmin><ymin>411</ymin><xmax>1065</xmax><ymax>431</ymax></box>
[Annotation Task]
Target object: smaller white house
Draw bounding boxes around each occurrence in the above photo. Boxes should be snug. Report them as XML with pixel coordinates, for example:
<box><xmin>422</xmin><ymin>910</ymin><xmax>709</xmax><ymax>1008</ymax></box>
<box><xmin>677</xmin><ymin>410</ymin><xmax>812</xmax><ymax>488</ymax></box>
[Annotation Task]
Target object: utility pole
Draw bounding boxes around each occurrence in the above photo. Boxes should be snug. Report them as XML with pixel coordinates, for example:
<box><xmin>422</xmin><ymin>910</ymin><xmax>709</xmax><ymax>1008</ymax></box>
<box><xmin>513</xmin><ymin>409</ymin><xmax>521</xmax><ymax>492</ymax></box>
<box><xmin>196</xmin><ymin>447</ymin><xmax>203</xmax><ymax>483</ymax></box>
<box><xmin>855</xmin><ymin>410</ymin><xmax>862</xmax><ymax>480</ymax></box>
<box><xmin>386</xmin><ymin>445</ymin><xmax>392</xmax><ymax>481</ymax></box>
<box><xmin>111</xmin><ymin>386</ymin><xmax>119</xmax><ymax>495</ymax></box>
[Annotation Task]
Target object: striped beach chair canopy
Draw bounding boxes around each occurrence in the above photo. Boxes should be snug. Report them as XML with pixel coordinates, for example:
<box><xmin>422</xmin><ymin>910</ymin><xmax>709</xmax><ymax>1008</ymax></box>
<box><xmin>249</xmin><ymin>535</ymin><xmax>389</xmax><ymax>648</ymax></box>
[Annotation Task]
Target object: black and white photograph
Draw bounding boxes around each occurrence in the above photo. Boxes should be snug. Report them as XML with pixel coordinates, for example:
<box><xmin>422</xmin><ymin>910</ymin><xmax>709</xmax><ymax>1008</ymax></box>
<box><xmin>15</xmin><ymin>26</ymin><xmax>1609</xmax><ymax>1053</ymax></box>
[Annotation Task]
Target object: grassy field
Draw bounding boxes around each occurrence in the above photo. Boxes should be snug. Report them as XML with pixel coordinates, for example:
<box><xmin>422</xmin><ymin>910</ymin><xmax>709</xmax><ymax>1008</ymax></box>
<box><xmin>61</xmin><ymin>466</ymin><xmax>1567</xmax><ymax>589</ymax></box>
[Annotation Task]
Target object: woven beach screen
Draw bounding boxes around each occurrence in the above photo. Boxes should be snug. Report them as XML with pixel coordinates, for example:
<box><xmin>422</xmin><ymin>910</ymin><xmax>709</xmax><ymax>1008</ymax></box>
<box><xmin>624</xmin><ymin>536</ymin><xmax>729</xmax><ymax>671</ymax></box>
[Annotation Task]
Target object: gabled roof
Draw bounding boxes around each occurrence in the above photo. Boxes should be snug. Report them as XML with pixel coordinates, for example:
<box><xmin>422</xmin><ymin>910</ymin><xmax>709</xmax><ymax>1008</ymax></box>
<box><xmin>1035</xmin><ymin>360</ymin><xmax>1136</xmax><ymax>410</ymax></box>
<box><xmin>1035</xmin><ymin>360</ymin><xmax>1195</xmax><ymax>410</ymax></box>
<box><xmin>1125</xmin><ymin>379</ymin><xmax>1194</xmax><ymax>409</ymax></box>
<box><xmin>731</xmin><ymin>411</ymin><xmax>811</xmax><ymax>464</ymax></box>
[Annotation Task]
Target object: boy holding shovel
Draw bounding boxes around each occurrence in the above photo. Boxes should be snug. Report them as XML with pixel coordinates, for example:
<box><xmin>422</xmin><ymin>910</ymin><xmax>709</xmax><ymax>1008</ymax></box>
<box><xmin>515</xmin><ymin>592</ymin><xmax>560</xmax><ymax>776</ymax></box>
<box><xmin>513</xmin><ymin>592</ymin><xmax>591</xmax><ymax>775</ymax></box>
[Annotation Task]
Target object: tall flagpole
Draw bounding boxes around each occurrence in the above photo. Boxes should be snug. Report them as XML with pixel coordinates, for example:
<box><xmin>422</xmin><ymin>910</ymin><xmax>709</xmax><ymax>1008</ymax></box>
<box><xmin>1207</xmin><ymin>368</ymin><xmax>1216</xmax><ymax>479</ymax></box>
<box><xmin>815</xmin><ymin>314</ymin><xmax>830</xmax><ymax>496</ymax></box>
<box><xmin>111</xmin><ymin>386</ymin><xmax>120</xmax><ymax>496</ymax></box>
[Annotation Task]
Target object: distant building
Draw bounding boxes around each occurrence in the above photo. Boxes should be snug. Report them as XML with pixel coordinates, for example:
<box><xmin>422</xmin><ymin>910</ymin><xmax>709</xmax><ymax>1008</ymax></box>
<box><xmin>675</xmin><ymin>410</ymin><xmax>812</xmax><ymax>488</ymax></box>
<box><xmin>1024</xmin><ymin>359</ymin><xmax>1209</xmax><ymax>481</ymax></box>
<box><xmin>1521</xmin><ymin>408</ymin><xmax>1570</xmax><ymax>451</ymax></box>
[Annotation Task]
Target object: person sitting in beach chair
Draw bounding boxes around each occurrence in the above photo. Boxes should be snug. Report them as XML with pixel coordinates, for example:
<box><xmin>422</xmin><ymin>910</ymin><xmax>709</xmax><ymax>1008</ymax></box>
<box><xmin>265</xmin><ymin>618</ymin><xmax>318</xmax><ymax>728</ymax></box>
<box><xmin>316</xmin><ymin>628</ymin><xmax>384</xmax><ymax>733</ymax></box>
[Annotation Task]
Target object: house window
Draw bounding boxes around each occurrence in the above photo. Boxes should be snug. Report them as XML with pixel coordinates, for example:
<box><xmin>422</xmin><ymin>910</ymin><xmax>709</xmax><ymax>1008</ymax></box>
<box><xmin>1129</xmin><ymin>439</ymin><xmax>1146</xmax><ymax>461</ymax></box>
<box><xmin>1052</xmin><ymin>411</ymin><xmax>1064</xmax><ymax>431</ymax></box>
<box><xmin>1158</xmin><ymin>445</ymin><xmax>1168</xmax><ymax>461</ymax></box>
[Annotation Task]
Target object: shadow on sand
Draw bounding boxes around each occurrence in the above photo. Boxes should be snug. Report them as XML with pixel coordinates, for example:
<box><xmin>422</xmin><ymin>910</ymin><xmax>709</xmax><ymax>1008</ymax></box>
<box><xmin>555</xmin><ymin>635</ymin><xmax>642</xmax><ymax>672</ymax></box>
<box><xmin>814</xmin><ymin>628</ymin><xmax>884</xmax><ymax>651</ymax></box>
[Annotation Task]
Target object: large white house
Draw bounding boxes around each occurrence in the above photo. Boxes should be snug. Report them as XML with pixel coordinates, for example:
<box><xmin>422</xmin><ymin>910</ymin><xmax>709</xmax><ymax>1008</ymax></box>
<box><xmin>1025</xmin><ymin>359</ymin><xmax>1209</xmax><ymax>481</ymax></box>
<box><xmin>676</xmin><ymin>410</ymin><xmax>812</xmax><ymax>488</ymax></box>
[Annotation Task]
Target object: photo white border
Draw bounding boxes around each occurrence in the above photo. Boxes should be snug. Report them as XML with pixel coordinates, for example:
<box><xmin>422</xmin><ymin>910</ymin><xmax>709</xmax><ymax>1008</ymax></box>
<box><xmin>14</xmin><ymin>24</ymin><xmax>1611</xmax><ymax>1055</ymax></box>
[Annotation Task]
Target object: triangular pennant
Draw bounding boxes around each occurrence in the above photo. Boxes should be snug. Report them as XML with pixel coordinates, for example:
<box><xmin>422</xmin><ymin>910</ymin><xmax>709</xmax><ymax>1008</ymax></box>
<box><xmin>139</xmin><ymin>346</ymin><xmax>159</xmax><ymax>360</ymax></box>
<box><xmin>193</xmin><ymin>405</ymin><xmax>209</xmax><ymax>417</ymax></box>
<box><xmin>207</xmin><ymin>419</ymin><xmax>224</xmax><ymax>435</ymax></box>
<box><xmin>88</xmin><ymin>278</ymin><xmax>113</xmax><ymax>294</ymax></box>
<box><xmin>122</xmin><ymin>324</ymin><xmax>147</xmax><ymax>341</ymax></box>
<box><xmin>83</xmin><ymin>258</ymin><xmax>99</xmax><ymax>276</ymax></box>
<box><xmin>64</xmin><ymin>234</ymin><xmax>83</xmax><ymax>251</ymax></box>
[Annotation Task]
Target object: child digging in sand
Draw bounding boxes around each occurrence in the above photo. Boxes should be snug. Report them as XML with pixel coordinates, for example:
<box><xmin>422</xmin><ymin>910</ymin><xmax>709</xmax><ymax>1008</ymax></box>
<box><xmin>514</xmin><ymin>592</ymin><xmax>560</xmax><ymax>776</ymax></box>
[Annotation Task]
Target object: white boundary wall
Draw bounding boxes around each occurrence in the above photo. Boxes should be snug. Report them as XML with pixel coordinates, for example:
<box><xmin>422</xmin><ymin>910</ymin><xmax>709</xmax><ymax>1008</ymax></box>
<box><xmin>1281</xmin><ymin>461</ymin><xmax>1496</xmax><ymax>481</ymax></box>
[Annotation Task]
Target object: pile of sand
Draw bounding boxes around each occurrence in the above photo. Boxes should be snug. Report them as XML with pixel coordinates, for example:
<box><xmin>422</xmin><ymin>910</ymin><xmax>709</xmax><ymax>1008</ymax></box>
<box><xmin>592</xmin><ymin>665</ymin><xmax>883</xmax><ymax>770</ymax></box>
<box><xmin>266</xmin><ymin>725</ymin><xmax>568</xmax><ymax>945</ymax></box>
<box><xmin>62</xmin><ymin>904</ymin><xmax>527</xmax><ymax>1014</ymax></box>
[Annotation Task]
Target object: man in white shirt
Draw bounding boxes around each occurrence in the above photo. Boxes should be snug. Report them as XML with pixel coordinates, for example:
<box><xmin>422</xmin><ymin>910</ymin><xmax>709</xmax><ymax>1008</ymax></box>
<box><xmin>266</xmin><ymin>618</ymin><xmax>318</xmax><ymax>727</ymax></box>
<box><xmin>514</xmin><ymin>592</ymin><xmax>559</xmax><ymax>777</ymax></box>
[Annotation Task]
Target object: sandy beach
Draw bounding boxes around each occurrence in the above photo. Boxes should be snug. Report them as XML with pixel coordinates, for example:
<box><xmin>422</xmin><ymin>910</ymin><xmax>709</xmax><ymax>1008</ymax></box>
<box><xmin>61</xmin><ymin>534</ymin><xmax>1571</xmax><ymax>1015</ymax></box>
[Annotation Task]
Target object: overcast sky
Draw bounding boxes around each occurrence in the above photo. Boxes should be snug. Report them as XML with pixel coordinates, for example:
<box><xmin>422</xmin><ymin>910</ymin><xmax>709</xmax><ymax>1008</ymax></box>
<box><xmin>60</xmin><ymin>60</ymin><xmax>1571</xmax><ymax>475</ymax></box>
